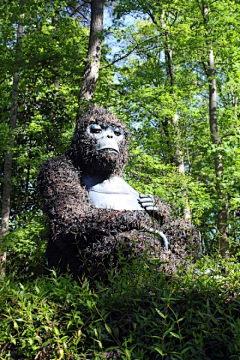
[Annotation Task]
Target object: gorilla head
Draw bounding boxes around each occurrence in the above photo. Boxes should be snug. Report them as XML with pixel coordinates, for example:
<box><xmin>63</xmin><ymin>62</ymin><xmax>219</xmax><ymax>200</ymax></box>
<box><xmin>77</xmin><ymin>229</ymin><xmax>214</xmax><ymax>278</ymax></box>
<box><xmin>67</xmin><ymin>106</ymin><xmax>128</xmax><ymax>177</ymax></box>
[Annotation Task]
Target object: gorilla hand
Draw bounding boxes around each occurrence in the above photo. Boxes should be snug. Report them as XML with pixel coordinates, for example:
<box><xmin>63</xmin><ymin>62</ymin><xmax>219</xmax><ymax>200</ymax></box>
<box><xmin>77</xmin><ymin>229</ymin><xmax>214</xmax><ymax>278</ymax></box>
<box><xmin>139</xmin><ymin>194</ymin><xmax>169</xmax><ymax>250</ymax></box>
<box><xmin>139</xmin><ymin>194</ymin><xmax>172</xmax><ymax>225</ymax></box>
<box><xmin>139</xmin><ymin>194</ymin><xmax>158</xmax><ymax>212</ymax></box>
<box><xmin>149</xmin><ymin>228</ymin><xmax>169</xmax><ymax>251</ymax></box>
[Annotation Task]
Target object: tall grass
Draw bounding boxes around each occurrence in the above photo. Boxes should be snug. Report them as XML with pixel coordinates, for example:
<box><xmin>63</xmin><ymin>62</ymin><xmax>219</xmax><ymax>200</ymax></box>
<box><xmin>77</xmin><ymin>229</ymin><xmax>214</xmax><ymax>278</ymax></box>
<box><xmin>0</xmin><ymin>255</ymin><xmax>240</xmax><ymax>359</ymax></box>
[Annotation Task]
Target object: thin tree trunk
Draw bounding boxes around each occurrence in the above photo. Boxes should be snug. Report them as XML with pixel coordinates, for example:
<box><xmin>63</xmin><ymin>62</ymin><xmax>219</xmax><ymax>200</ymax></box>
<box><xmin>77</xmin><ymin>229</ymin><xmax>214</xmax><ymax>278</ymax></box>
<box><xmin>208</xmin><ymin>48</ymin><xmax>229</xmax><ymax>254</ymax></box>
<box><xmin>0</xmin><ymin>21</ymin><xmax>23</xmax><ymax>275</ymax></box>
<box><xmin>172</xmin><ymin>114</ymin><xmax>191</xmax><ymax>221</ymax></box>
<box><xmin>78</xmin><ymin>0</ymin><xmax>103</xmax><ymax>109</ymax></box>
<box><xmin>160</xmin><ymin>10</ymin><xmax>191</xmax><ymax>221</ymax></box>
<box><xmin>202</xmin><ymin>1</ymin><xmax>229</xmax><ymax>254</ymax></box>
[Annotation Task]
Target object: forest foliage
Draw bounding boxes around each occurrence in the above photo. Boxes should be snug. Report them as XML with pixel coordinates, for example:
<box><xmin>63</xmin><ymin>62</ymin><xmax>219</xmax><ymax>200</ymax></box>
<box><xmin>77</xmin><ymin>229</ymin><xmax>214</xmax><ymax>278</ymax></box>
<box><xmin>0</xmin><ymin>0</ymin><xmax>240</xmax><ymax>358</ymax></box>
<box><xmin>1</xmin><ymin>257</ymin><xmax>240</xmax><ymax>359</ymax></box>
<box><xmin>1</xmin><ymin>0</ymin><xmax>240</xmax><ymax>266</ymax></box>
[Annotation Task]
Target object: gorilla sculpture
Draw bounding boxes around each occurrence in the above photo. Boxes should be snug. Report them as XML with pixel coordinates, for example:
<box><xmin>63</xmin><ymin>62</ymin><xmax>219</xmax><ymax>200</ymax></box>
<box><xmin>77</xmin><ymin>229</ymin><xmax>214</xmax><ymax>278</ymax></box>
<box><xmin>38</xmin><ymin>106</ymin><xmax>200</xmax><ymax>278</ymax></box>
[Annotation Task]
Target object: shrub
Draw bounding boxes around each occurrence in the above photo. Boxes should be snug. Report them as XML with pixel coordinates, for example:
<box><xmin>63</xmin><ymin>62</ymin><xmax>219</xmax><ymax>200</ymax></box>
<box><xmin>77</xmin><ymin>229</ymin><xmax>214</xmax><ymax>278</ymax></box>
<box><xmin>0</xmin><ymin>256</ymin><xmax>240</xmax><ymax>359</ymax></box>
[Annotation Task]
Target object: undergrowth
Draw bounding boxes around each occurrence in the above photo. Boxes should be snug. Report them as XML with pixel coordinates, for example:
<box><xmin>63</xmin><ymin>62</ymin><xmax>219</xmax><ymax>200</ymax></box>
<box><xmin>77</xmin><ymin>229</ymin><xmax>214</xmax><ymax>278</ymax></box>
<box><xmin>0</xmin><ymin>256</ymin><xmax>240</xmax><ymax>359</ymax></box>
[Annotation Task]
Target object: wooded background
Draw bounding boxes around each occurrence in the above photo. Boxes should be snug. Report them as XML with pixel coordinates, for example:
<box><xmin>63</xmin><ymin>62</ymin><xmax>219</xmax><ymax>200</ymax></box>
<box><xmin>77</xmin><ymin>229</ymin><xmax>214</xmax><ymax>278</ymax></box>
<box><xmin>1</xmin><ymin>0</ymin><xmax>240</xmax><ymax>275</ymax></box>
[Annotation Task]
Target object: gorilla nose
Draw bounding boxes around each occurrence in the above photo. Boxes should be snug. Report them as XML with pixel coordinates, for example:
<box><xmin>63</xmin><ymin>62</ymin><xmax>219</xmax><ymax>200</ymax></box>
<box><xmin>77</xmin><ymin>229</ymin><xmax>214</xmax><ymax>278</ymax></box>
<box><xmin>95</xmin><ymin>137</ymin><xmax>119</xmax><ymax>152</ymax></box>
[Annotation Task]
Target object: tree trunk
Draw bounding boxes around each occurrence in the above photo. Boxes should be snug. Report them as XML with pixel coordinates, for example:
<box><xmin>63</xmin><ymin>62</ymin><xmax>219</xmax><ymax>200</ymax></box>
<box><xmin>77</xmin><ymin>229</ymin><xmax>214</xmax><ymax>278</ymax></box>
<box><xmin>78</xmin><ymin>0</ymin><xmax>103</xmax><ymax>110</ymax></box>
<box><xmin>159</xmin><ymin>10</ymin><xmax>191</xmax><ymax>221</ymax></box>
<box><xmin>0</xmin><ymin>21</ymin><xmax>23</xmax><ymax>275</ymax></box>
<box><xmin>202</xmin><ymin>1</ymin><xmax>229</xmax><ymax>254</ymax></box>
<box><xmin>172</xmin><ymin>114</ymin><xmax>192</xmax><ymax>221</ymax></box>
<box><xmin>208</xmin><ymin>47</ymin><xmax>229</xmax><ymax>254</ymax></box>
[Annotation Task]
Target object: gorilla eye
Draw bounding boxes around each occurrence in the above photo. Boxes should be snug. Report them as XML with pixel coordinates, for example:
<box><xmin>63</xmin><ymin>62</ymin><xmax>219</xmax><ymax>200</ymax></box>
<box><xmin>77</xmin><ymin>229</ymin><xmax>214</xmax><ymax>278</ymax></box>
<box><xmin>91</xmin><ymin>128</ymin><xmax>102</xmax><ymax>134</ymax></box>
<box><xmin>88</xmin><ymin>124</ymin><xmax>102</xmax><ymax>135</ymax></box>
<box><xmin>114</xmin><ymin>130</ymin><xmax>121</xmax><ymax>136</ymax></box>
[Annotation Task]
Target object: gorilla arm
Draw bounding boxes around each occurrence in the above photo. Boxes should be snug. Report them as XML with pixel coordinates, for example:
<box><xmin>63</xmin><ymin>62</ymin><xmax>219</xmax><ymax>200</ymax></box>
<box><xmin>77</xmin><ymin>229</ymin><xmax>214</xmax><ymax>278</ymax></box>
<box><xmin>38</xmin><ymin>156</ymin><xmax>154</xmax><ymax>240</ymax></box>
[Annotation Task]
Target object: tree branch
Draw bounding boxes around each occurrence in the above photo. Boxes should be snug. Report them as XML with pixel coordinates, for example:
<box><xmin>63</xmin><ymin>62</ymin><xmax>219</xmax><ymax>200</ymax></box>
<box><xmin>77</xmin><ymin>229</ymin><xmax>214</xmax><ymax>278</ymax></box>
<box><xmin>100</xmin><ymin>35</ymin><xmax>159</xmax><ymax>70</ymax></box>
<box><xmin>100</xmin><ymin>43</ymin><xmax>139</xmax><ymax>70</ymax></box>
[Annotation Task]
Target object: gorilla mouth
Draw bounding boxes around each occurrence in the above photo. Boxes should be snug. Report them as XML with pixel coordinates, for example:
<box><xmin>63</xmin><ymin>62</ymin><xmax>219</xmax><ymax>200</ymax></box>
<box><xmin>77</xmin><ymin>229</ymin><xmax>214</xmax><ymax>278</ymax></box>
<box><xmin>99</xmin><ymin>148</ymin><xmax>119</xmax><ymax>155</ymax></box>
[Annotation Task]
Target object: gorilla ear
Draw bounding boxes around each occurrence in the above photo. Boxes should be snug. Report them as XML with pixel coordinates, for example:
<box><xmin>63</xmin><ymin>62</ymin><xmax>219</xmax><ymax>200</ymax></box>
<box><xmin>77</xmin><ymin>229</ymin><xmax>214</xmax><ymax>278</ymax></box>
<box><xmin>73</xmin><ymin>131</ymin><xmax>78</xmax><ymax>142</ymax></box>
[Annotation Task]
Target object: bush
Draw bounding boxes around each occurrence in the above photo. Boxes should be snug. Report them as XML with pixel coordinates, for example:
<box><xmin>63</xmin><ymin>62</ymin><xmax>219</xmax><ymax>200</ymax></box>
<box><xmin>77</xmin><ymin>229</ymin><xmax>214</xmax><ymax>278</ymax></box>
<box><xmin>0</xmin><ymin>256</ymin><xmax>240</xmax><ymax>359</ymax></box>
<box><xmin>1</xmin><ymin>213</ymin><xmax>48</xmax><ymax>279</ymax></box>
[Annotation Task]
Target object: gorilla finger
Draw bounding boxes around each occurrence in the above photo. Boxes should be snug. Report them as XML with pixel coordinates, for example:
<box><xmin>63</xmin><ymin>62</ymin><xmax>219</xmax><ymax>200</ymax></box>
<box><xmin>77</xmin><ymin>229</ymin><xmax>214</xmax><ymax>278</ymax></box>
<box><xmin>149</xmin><ymin>228</ymin><xmax>168</xmax><ymax>250</ymax></box>
<box><xmin>140</xmin><ymin>199</ymin><xmax>154</xmax><ymax>206</ymax></box>
<box><xmin>139</xmin><ymin>194</ymin><xmax>154</xmax><ymax>200</ymax></box>
<box><xmin>146</xmin><ymin>206</ymin><xmax>158</xmax><ymax>211</ymax></box>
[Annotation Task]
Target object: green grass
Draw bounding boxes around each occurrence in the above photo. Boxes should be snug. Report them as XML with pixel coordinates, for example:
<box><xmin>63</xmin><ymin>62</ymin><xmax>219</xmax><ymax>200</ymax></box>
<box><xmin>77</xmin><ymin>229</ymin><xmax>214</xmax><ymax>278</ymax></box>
<box><xmin>0</xmin><ymin>256</ymin><xmax>240</xmax><ymax>359</ymax></box>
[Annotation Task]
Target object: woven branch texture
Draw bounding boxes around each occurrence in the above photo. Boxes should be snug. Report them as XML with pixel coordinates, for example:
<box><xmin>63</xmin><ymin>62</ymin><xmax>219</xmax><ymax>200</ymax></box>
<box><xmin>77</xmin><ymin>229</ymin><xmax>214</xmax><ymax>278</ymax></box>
<box><xmin>38</xmin><ymin>106</ymin><xmax>200</xmax><ymax>278</ymax></box>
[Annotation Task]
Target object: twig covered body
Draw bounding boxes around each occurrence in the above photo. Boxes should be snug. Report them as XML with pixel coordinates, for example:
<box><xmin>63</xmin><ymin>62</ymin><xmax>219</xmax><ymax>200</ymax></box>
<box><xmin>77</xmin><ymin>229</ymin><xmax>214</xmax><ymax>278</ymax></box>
<box><xmin>38</xmin><ymin>106</ymin><xmax>200</xmax><ymax>277</ymax></box>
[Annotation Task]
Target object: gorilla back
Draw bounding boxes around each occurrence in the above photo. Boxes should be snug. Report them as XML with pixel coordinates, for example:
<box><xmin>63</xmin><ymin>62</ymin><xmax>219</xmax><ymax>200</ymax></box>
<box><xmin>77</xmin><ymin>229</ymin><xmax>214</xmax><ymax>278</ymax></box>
<box><xmin>38</xmin><ymin>106</ymin><xmax>200</xmax><ymax>278</ymax></box>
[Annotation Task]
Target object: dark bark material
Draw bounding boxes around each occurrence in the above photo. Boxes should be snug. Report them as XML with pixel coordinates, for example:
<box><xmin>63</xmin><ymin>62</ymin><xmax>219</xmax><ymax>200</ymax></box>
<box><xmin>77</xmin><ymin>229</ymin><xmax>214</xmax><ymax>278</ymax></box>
<box><xmin>38</xmin><ymin>106</ymin><xmax>200</xmax><ymax>279</ymax></box>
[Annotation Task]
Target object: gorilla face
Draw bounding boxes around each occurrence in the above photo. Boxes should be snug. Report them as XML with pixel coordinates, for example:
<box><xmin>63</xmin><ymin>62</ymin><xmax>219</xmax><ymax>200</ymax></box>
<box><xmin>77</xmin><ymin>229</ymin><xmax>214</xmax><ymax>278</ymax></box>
<box><xmin>68</xmin><ymin>106</ymin><xmax>128</xmax><ymax>177</ymax></box>
<box><xmin>88</xmin><ymin>123</ymin><xmax>125</xmax><ymax>154</ymax></box>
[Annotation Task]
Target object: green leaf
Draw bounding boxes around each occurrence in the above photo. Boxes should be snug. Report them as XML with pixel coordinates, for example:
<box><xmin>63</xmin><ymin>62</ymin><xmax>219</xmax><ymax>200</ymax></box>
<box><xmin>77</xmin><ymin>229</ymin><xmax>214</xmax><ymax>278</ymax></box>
<box><xmin>155</xmin><ymin>308</ymin><xmax>167</xmax><ymax>319</ymax></box>
<box><xmin>105</xmin><ymin>323</ymin><xmax>112</xmax><ymax>334</ymax></box>
<box><xmin>155</xmin><ymin>347</ymin><xmax>166</xmax><ymax>356</ymax></box>
<box><xmin>170</xmin><ymin>331</ymin><xmax>182</xmax><ymax>339</ymax></box>
<box><xmin>163</xmin><ymin>325</ymin><xmax>174</xmax><ymax>338</ymax></box>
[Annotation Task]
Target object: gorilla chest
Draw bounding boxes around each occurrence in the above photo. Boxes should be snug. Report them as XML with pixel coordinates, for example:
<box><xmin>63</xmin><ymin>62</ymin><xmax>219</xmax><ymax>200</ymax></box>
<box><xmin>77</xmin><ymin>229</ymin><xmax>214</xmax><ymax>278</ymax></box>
<box><xmin>82</xmin><ymin>175</ymin><xmax>143</xmax><ymax>211</ymax></box>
